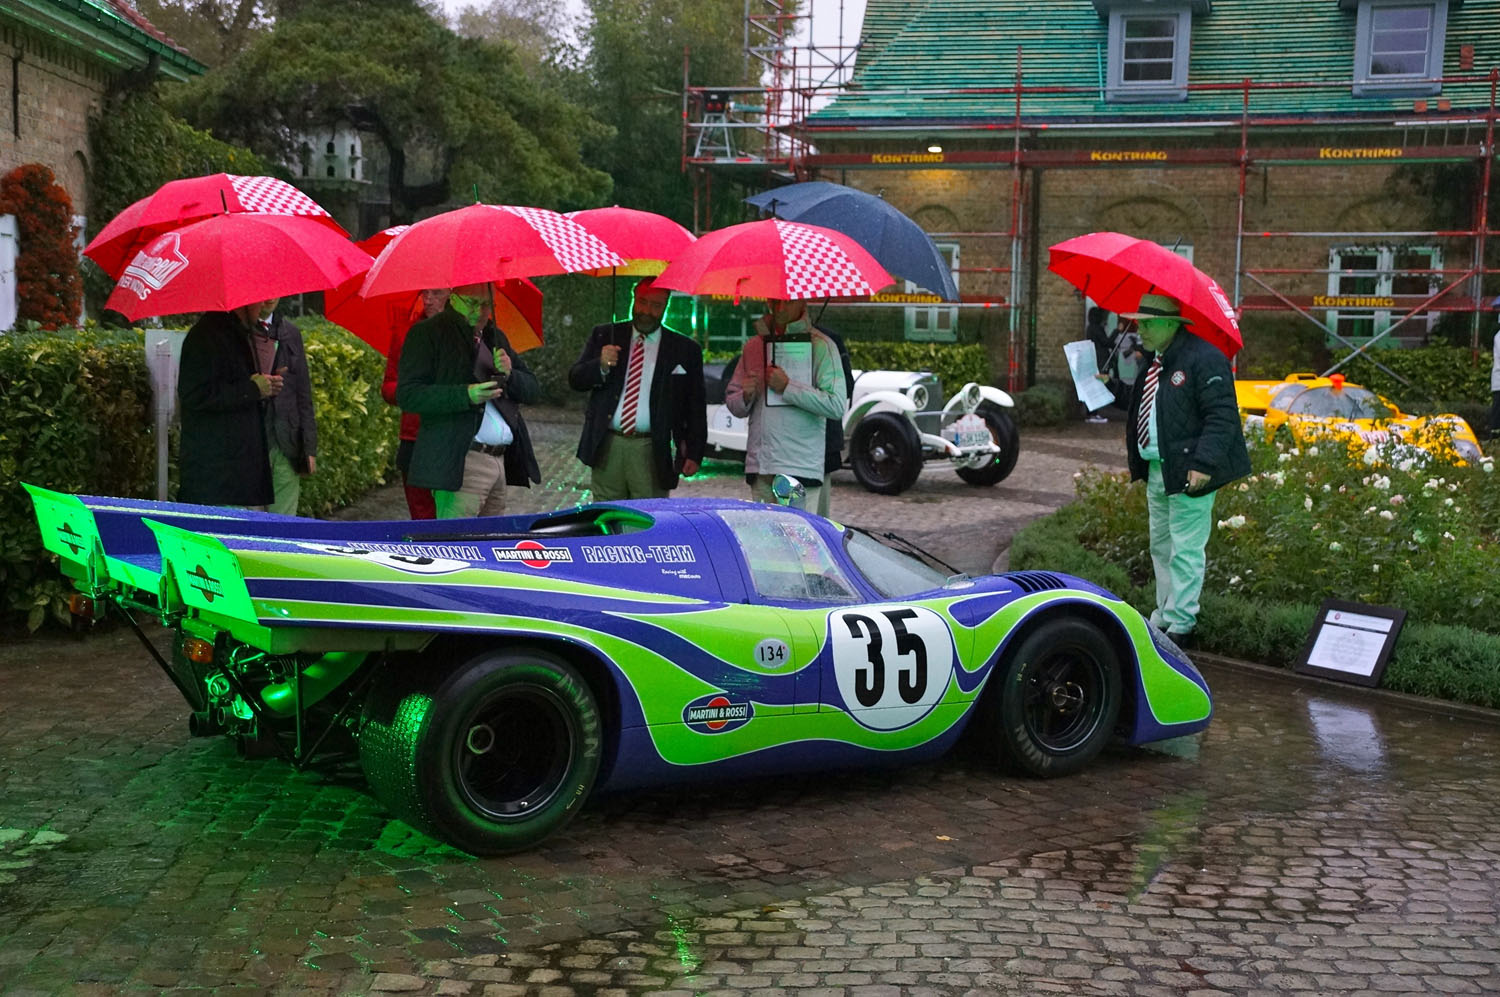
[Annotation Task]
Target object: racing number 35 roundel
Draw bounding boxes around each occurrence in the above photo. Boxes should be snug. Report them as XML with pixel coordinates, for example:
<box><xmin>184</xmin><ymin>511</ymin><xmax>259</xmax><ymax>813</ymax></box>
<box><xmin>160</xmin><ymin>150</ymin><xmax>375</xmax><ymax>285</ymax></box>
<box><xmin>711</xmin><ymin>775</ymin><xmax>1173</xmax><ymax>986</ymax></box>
<box><xmin>829</xmin><ymin>606</ymin><xmax>955</xmax><ymax>731</ymax></box>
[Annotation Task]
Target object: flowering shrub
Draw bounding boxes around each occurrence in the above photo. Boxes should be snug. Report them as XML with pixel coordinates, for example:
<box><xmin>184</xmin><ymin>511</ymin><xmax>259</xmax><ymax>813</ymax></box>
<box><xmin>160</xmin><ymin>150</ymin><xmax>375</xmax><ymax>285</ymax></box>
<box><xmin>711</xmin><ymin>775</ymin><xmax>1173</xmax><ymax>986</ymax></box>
<box><xmin>0</xmin><ymin>164</ymin><xmax>82</xmax><ymax>329</ymax></box>
<box><xmin>1060</xmin><ymin>433</ymin><xmax>1500</xmax><ymax>635</ymax></box>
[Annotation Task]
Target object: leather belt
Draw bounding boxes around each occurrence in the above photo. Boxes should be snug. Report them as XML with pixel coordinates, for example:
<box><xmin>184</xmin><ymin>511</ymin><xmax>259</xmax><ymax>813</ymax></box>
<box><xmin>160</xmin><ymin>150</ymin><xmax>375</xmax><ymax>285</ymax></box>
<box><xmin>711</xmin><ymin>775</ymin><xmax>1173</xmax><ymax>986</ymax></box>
<box><xmin>469</xmin><ymin>441</ymin><xmax>508</xmax><ymax>457</ymax></box>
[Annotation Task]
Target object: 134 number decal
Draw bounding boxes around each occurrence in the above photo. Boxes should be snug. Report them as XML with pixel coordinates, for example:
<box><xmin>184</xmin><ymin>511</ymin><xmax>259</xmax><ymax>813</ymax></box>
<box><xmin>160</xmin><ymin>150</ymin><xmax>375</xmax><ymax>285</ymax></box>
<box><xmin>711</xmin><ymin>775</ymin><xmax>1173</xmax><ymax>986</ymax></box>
<box><xmin>829</xmin><ymin>606</ymin><xmax>954</xmax><ymax>730</ymax></box>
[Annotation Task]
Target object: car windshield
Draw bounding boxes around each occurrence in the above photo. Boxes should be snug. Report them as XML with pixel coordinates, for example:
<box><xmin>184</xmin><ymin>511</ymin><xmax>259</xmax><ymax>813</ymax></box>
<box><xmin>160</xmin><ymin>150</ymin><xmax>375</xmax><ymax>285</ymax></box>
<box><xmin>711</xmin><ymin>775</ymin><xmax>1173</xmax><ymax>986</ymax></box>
<box><xmin>717</xmin><ymin>509</ymin><xmax>860</xmax><ymax>603</ymax></box>
<box><xmin>1278</xmin><ymin>385</ymin><xmax>1396</xmax><ymax>419</ymax></box>
<box><xmin>843</xmin><ymin>527</ymin><xmax>955</xmax><ymax>598</ymax></box>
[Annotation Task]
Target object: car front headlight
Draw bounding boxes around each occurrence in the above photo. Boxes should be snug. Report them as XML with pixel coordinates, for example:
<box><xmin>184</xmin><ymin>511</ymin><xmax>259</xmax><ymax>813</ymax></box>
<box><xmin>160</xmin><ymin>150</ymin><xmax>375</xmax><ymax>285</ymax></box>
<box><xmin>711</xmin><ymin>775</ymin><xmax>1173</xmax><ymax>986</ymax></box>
<box><xmin>906</xmin><ymin>383</ymin><xmax>929</xmax><ymax>411</ymax></box>
<box><xmin>1454</xmin><ymin>438</ymin><xmax>1482</xmax><ymax>462</ymax></box>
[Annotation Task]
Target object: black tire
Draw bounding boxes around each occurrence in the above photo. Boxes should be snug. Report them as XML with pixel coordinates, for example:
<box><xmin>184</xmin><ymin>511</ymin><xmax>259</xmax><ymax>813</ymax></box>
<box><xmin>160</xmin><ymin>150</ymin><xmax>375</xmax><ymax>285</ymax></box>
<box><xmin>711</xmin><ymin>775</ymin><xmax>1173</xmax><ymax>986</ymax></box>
<box><xmin>983</xmin><ymin>617</ymin><xmax>1122</xmax><ymax>777</ymax></box>
<box><xmin>955</xmin><ymin>403</ymin><xmax>1021</xmax><ymax>486</ymax></box>
<box><xmin>849</xmin><ymin>411</ymin><xmax>924</xmax><ymax>495</ymax></box>
<box><xmin>359</xmin><ymin>649</ymin><xmax>602</xmax><ymax>855</ymax></box>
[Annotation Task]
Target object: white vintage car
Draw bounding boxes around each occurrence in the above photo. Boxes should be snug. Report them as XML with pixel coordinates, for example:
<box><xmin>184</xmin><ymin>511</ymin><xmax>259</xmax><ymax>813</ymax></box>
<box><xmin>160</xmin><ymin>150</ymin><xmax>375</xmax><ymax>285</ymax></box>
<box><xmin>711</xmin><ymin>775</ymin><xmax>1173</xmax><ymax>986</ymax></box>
<box><xmin>704</xmin><ymin>364</ymin><xmax>1020</xmax><ymax>495</ymax></box>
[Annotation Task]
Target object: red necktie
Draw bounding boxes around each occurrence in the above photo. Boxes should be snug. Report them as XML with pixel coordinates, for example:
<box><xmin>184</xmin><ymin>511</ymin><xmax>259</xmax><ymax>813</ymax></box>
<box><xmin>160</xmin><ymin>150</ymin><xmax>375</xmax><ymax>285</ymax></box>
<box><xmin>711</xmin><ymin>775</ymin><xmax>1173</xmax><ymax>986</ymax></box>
<box><xmin>1137</xmin><ymin>357</ymin><xmax>1161</xmax><ymax>451</ymax></box>
<box><xmin>620</xmin><ymin>336</ymin><xmax>645</xmax><ymax>434</ymax></box>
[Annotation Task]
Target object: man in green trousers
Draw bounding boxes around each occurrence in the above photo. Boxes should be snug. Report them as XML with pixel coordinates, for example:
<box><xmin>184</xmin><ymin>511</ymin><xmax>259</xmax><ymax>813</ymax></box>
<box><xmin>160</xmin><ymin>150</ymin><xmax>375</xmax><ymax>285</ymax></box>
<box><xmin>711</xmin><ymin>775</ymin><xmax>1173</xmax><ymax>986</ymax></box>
<box><xmin>1122</xmin><ymin>293</ymin><xmax>1250</xmax><ymax>648</ymax></box>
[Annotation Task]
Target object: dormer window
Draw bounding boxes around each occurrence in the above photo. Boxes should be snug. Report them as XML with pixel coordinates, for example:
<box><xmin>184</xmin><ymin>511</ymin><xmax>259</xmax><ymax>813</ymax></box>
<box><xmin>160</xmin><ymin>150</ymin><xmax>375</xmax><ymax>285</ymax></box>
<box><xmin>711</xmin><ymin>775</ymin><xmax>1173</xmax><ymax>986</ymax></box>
<box><xmin>1106</xmin><ymin>6</ymin><xmax>1194</xmax><ymax>102</ymax></box>
<box><xmin>1351</xmin><ymin>0</ymin><xmax>1449</xmax><ymax>96</ymax></box>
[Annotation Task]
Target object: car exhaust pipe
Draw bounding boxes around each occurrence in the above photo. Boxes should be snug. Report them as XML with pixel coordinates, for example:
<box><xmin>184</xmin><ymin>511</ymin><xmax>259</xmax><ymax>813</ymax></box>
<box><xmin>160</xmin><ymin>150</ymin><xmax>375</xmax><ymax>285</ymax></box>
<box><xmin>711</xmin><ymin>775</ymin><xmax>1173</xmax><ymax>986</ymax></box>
<box><xmin>188</xmin><ymin>709</ymin><xmax>225</xmax><ymax>737</ymax></box>
<box><xmin>259</xmin><ymin>652</ymin><xmax>368</xmax><ymax>717</ymax></box>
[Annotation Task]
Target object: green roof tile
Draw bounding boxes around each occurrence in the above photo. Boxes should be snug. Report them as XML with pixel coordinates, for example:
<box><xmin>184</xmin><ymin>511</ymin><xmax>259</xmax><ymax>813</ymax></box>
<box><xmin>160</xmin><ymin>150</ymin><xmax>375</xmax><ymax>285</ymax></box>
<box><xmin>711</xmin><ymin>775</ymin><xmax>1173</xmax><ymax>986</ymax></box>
<box><xmin>811</xmin><ymin>0</ymin><xmax>1500</xmax><ymax>126</ymax></box>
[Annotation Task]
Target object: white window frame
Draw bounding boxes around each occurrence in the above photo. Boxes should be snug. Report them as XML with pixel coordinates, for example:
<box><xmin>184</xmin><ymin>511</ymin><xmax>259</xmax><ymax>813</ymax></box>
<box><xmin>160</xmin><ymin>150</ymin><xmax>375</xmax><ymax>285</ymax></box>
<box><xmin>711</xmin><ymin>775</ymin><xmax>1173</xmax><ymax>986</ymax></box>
<box><xmin>1325</xmin><ymin>244</ymin><xmax>1442</xmax><ymax>342</ymax></box>
<box><xmin>1352</xmin><ymin>0</ymin><xmax>1448</xmax><ymax>96</ymax></box>
<box><xmin>904</xmin><ymin>241</ymin><xmax>959</xmax><ymax>343</ymax></box>
<box><xmin>1106</xmin><ymin>6</ymin><xmax>1193</xmax><ymax>103</ymax></box>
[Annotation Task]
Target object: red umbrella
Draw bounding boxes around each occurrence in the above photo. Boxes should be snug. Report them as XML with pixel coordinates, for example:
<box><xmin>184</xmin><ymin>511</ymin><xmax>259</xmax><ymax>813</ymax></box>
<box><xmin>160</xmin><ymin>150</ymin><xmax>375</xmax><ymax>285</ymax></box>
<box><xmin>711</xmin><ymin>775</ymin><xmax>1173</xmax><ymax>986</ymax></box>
<box><xmin>325</xmin><ymin>227</ymin><xmax>545</xmax><ymax>353</ymax></box>
<box><xmin>566</xmin><ymin>206</ymin><xmax>695</xmax><ymax>276</ymax></box>
<box><xmin>104</xmin><ymin>213</ymin><xmax>372</xmax><ymax>321</ymax></box>
<box><xmin>653</xmin><ymin>218</ymin><xmax>894</xmax><ymax>302</ymax></box>
<box><xmin>1047</xmin><ymin>231</ymin><xmax>1242</xmax><ymax>358</ymax></box>
<box><xmin>359</xmin><ymin>203</ymin><xmax>624</xmax><ymax>298</ymax></box>
<box><xmin>85</xmin><ymin>173</ymin><xmax>348</xmax><ymax>278</ymax></box>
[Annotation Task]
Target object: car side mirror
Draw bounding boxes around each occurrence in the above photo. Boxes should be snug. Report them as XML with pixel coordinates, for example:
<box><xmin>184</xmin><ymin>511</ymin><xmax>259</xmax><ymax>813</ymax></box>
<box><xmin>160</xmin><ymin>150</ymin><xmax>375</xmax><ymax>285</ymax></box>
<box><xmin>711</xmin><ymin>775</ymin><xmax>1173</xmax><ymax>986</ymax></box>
<box><xmin>771</xmin><ymin>474</ymin><xmax>805</xmax><ymax>507</ymax></box>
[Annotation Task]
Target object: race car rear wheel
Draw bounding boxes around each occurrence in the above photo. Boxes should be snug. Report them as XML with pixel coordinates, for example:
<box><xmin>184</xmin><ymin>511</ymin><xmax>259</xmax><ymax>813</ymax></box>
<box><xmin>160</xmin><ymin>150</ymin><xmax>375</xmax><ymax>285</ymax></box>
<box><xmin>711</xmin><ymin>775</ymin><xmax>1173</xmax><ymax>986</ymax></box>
<box><xmin>849</xmin><ymin>411</ymin><xmax>923</xmax><ymax>495</ymax></box>
<box><xmin>985</xmin><ymin>617</ymin><xmax>1121</xmax><ymax>777</ymax></box>
<box><xmin>359</xmin><ymin>649</ymin><xmax>601</xmax><ymax>855</ymax></box>
<box><xmin>955</xmin><ymin>403</ymin><xmax>1021</xmax><ymax>487</ymax></box>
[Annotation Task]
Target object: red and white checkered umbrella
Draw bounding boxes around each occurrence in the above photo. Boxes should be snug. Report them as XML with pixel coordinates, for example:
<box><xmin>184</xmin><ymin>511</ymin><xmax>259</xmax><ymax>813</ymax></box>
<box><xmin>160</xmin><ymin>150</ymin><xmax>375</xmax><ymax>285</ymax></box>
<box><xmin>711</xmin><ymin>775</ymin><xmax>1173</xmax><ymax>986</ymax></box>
<box><xmin>653</xmin><ymin>218</ymin><xmax>894</xmax><ymax>302</ymax></box>
<box><xmin>359</xmin><ymin>203</ymin><xmax>625</xmax><ymax>297</ymax></box>
<box><xmin>85</xmin><ymin>173</ymin><xmax>348</xmax><ymax>278</ymax></box>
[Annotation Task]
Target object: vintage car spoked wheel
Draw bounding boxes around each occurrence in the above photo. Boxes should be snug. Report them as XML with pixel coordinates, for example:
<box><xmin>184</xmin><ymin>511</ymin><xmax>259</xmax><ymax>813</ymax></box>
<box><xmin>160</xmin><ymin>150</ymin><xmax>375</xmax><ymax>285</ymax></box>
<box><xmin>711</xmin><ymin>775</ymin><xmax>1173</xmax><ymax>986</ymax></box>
<box><xmin>954</xmin><ymin>403</ymin><xmax>1021</xmax><ymax>487</ymax></box>
<box><xmin>359</xmin><ymin>649</ymin><xmax>601</xmax><ymax>855</ymax></box>
<box><xmin>849</xmin><ymin>411</ymin><xmax>924</xmax><ymax>495</ymax></box>
<box><xmin>986</xmin><ymin>617</ymin><xmax>1121</xmax><ymax>777</ymax></box>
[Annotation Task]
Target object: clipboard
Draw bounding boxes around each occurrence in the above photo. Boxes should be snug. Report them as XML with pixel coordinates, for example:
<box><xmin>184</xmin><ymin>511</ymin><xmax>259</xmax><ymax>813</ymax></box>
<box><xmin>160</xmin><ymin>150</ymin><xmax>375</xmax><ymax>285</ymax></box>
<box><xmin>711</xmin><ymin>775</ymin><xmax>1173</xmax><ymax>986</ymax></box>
<box><xmin>766</xmin><ymin>334</ymin><xmax>812</xmax><ymax>407</ymax></box>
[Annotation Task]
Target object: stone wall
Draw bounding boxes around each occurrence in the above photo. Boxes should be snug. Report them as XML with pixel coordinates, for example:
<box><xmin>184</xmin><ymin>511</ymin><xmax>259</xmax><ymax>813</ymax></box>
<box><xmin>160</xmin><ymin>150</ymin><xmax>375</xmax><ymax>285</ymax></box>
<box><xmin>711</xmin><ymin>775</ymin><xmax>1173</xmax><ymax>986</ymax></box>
<box><xmin>0</xmin><ymin>22</ymin><xmax>113</xmax><ymax>220</ymax></box>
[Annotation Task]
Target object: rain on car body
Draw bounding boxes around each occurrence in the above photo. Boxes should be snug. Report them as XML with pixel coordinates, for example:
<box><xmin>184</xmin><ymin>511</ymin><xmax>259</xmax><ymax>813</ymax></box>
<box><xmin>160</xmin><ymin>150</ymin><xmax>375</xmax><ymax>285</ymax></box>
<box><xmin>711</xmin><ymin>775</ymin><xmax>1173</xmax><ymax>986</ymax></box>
<box><xmin>1236</xmin><ymin>372</ymin><xmax>1483</xmax><ymax>463</ymax></box>
<box><xmin>704</xmin><ymin>364</ymin><xmax>1021</xmax><ymax>494</ymax></box>
<box><xmin>27</xmin><ymin>485</ymin><xmax>1211</xmax><ymax>855</ymax></box>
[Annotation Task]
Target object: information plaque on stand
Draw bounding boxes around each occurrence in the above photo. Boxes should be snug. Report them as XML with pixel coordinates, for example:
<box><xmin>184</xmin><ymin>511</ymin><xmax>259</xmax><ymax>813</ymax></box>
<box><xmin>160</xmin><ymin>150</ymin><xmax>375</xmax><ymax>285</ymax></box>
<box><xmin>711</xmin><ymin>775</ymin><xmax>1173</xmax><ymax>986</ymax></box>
<box><xmin>1293</xmin><ymin>599</ymin><xmax>1406</xmax><ymax>688</ymax></box>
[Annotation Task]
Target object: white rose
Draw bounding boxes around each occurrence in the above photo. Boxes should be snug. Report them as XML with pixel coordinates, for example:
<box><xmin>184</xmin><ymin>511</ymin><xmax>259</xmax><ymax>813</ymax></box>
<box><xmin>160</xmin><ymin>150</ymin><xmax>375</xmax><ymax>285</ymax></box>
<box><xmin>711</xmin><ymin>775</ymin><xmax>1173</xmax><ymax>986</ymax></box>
<box><xmin>1379</xmin><ymin>510</ymin><xmax>1395</xmax><ymax>521</ymax></box>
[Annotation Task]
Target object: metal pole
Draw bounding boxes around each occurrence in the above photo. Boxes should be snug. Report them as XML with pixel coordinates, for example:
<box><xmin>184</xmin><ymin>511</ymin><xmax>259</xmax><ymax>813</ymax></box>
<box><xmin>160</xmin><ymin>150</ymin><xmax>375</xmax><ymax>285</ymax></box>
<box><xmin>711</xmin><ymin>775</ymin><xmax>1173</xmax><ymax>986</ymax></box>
<box><xmin>1233</xmin><ymin>79</ymin><xmax>1249</xmax><ymax>314</ymax></box>
<box><xmin>1009</xmin><ymin>46</ymin><xmax>1024</xmax><ymax>392</ymax></box>
<box><xmin>1472</xmin><ymin>69</ymin><xmax>1496</xmax><ymax>357</ymax></box>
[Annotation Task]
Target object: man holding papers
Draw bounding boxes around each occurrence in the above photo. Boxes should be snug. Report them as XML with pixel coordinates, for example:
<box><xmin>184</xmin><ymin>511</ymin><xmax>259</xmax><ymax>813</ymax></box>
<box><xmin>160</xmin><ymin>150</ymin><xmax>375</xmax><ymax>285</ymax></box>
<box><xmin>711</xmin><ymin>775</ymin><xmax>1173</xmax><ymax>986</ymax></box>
<box><xmin>570</xmin><ymin>279</ymin><xmax>707</xmax><ymax>500</ymax></box>
<box><xmin>725</xmin><ymin>298</ymin><xmax>849</xmax><ymax>512</ymax></box>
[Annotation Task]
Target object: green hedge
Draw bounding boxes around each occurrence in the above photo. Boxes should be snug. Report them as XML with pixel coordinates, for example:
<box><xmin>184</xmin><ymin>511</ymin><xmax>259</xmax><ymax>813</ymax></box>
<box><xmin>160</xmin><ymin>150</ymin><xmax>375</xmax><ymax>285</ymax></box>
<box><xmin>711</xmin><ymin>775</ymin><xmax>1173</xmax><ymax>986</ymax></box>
<box><xmin>1</xmin><ymin>323</ymin><xmax>395</xmax><ymax>631</ymax></box>
<box><xmin>1008</xmin><ymin>438</ymin><xmax>1500</xmax><ymax>710</ymax></box>
<box><xmin>844</xmin><ymin>342</ymin><xmax>991</xmax><ymax>394</ymax></box>
<box><xmin>0</xmin><ymin>327</ymin><xmax>156</xmax><ymax>631</ymax></box>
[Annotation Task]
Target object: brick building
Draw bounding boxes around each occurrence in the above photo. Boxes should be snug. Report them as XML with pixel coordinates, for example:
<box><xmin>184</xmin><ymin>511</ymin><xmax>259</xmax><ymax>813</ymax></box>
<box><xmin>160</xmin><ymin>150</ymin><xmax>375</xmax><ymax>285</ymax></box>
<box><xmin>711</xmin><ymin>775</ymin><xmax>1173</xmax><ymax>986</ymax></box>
<box><xmin>694</xmin><ymin>0</ymin><xmax>1500</xmax><ymax>390</ymax></box>
<box><xmin>0</xmin><ymin>0</ymin><xmax>201</xmax><ymax>326</ymax></box>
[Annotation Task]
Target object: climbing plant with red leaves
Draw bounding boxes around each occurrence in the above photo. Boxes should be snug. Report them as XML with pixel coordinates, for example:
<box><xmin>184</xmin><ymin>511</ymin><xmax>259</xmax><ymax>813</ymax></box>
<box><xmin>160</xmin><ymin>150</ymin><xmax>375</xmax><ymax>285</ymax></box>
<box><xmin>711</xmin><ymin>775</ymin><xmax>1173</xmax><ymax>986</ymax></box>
<box><xmin>0</xmin><ymin>164</ymin><xmax>82</xmax><ymax>329</ymax></box>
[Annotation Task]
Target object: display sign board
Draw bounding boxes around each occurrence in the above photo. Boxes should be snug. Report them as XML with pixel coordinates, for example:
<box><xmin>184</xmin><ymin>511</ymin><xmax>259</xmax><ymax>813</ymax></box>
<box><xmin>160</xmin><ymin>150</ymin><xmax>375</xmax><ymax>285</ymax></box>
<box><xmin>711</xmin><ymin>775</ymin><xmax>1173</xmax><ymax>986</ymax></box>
<box><xmin>1294</xmin><ymin>599</ymin><xmax>1406</xmax><ymax>687</ymax></box>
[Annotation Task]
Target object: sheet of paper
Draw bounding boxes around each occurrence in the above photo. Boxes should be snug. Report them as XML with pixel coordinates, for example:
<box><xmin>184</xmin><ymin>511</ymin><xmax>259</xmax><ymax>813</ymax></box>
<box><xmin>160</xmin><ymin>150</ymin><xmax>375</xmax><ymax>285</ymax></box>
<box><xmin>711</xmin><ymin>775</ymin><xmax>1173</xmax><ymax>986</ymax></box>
<box><xmin>766</xmin><ymin>338</ymin><xmax>813</xmax><ymax>407</ymax></box>
<box><xmin>1064</xmin><ymin>339</ymin><xmax>1118</xmax><ymax>412</ymax></box>
<box><xmin>1306</xmin><ymin>623</ymin><xmax>1387</xmax><ymax>678</ymax></box>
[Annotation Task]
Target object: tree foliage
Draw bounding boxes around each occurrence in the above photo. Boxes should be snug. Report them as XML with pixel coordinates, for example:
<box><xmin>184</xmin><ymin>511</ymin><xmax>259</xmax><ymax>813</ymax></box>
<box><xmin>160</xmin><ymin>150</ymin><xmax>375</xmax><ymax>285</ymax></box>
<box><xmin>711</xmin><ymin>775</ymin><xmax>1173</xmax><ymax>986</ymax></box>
<box><xmin>580</xmin><ymin>0</ymin><xmax>761</xmax><ymax>226</ymax></box>
<box><xmin>0</xmin><ymin>165</ymin><xmax>82</xmax><ymax>329</ymax></box>
<box><xmin>168</xmin><ymin>0</ymin><xmax>612</xmax><ymax>221</ymax></box>
<box><xmin>449</xmin><ymin>0</ymin><xmax>575</xmax><ymax>76</ymax></box>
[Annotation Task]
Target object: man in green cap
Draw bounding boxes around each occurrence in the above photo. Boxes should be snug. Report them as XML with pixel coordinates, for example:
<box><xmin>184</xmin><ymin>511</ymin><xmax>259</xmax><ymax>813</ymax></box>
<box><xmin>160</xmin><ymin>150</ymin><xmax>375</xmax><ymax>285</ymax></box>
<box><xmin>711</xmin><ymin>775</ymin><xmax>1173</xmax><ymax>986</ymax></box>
<box><xmin>1122</xmin><ymin>292</ymin><xmax>1250</xmax><ymax>647</ymax></box>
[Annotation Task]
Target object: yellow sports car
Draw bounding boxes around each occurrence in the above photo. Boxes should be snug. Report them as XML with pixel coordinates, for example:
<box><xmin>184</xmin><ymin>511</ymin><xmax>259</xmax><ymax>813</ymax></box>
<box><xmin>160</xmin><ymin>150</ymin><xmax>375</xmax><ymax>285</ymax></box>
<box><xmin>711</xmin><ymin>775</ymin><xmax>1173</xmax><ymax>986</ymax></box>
<box><xmin>1235</xmin><ymin>373</ymin><xmax>1483</xmax><ymax>464</ymax></box>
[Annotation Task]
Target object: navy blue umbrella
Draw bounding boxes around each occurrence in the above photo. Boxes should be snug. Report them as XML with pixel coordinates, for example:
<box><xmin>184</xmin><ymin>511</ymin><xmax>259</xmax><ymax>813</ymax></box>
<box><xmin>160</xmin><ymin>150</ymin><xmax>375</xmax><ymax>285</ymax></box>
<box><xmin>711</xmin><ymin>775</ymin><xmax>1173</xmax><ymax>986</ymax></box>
<box><xmin>745</xmin><ymin>181</ymin><xmax>960</xmax><ymax>301</ymax></box>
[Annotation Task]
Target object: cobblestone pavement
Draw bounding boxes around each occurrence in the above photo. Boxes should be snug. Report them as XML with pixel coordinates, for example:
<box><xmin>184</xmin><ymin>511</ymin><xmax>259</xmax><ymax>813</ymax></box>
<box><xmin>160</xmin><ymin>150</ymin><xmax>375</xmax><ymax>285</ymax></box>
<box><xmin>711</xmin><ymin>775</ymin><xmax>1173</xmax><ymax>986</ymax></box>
<box><xmin>3</xmin><ymin>415</ymin><xmax>1498</xmax><ymax>996</ymax></box>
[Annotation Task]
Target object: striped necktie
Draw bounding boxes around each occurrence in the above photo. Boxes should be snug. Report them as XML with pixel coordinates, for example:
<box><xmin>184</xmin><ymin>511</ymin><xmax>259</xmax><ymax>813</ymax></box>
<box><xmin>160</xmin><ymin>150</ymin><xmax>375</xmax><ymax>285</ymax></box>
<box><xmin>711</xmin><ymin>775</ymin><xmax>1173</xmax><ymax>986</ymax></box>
<box><xmin>1137</xmin><ymin>357</ymin><xmax>1161</xmax><ymax>451</ymax></box>
<box><xmin>620</xmin><ymin>335</ymin><xmax>645</xmax><ymax>434</ymax></box>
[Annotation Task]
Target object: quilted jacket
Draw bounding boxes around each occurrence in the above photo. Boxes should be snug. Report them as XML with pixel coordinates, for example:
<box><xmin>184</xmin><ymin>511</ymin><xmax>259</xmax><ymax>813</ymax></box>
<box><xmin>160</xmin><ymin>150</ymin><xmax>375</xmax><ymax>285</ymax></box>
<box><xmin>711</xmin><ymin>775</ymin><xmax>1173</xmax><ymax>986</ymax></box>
<box><xmin>1125</xmin><ymin>331</ymin><xmax>1251</xmax><ymax>496</ymax></box>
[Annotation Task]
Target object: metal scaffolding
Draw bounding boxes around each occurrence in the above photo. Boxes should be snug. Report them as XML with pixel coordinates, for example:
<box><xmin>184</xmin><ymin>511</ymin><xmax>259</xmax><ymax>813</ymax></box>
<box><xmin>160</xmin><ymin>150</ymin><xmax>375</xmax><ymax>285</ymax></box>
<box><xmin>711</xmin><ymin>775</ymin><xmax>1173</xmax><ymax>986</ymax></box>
<box><xmin>685</xmin><ymin>34</ymin><xmax>1499</xmax><ymax>390</ymax></box>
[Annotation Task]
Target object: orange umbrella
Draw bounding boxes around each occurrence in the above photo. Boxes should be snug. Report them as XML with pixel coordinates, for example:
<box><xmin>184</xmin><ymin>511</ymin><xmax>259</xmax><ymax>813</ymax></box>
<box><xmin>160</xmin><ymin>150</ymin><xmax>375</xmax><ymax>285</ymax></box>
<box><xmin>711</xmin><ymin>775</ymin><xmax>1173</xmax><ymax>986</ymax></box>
<box><xmin>325</xmin><ymin>226</ymin><xmax>545</xmax><ymax>353</ymax></box>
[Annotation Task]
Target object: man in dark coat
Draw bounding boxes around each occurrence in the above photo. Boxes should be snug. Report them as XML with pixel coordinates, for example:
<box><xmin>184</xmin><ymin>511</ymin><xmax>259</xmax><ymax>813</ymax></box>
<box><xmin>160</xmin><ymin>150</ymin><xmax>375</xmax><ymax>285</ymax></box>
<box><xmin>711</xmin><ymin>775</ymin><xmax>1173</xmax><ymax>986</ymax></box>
<box><xmin>177</xmin><ymin>304</ymin><xmax>280</xmax><ymax>508</ymax></box>
<box><xmin>254</xmin><ymin>299</ymin><xmax>318</xmax><ymax>516</ymax></box>
<box><xmin>396</xmin><ymin>289</ymin><xmax>541</xmax><ymax>518</ymax></box>
<box><xmin>569</xmin><ymin>279</ymin><xmax>706</xmax><ymax>500</ymax></box>
<box><xmin>1123</xmin><ymin>293</ymin><xmax>1251</xmax><ymax>646</ymax></box>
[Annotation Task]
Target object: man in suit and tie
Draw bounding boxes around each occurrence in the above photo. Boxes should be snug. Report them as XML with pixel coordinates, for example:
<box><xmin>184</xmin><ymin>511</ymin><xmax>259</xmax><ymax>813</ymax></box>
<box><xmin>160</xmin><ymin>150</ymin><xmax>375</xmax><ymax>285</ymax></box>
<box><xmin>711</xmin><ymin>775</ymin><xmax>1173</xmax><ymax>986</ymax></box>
<box><xmin>569</xmin><ymin>279</ymin><xmax>707</xmax><ymax>500</ymax></box>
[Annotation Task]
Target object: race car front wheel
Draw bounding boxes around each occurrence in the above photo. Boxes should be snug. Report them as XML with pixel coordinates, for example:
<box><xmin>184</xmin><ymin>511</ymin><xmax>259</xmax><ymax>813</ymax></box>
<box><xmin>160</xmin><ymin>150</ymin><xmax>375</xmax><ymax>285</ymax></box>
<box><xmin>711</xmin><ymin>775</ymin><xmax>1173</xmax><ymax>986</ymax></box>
<box><xmin>984</xmin><ymin>617</ymin><xmax>1121</xmax><ymax>777</ymax></box>
<box><xmin>359</xmin><ymin>648</ymin><xmax>602</xmax><ymax>855</ymax></box>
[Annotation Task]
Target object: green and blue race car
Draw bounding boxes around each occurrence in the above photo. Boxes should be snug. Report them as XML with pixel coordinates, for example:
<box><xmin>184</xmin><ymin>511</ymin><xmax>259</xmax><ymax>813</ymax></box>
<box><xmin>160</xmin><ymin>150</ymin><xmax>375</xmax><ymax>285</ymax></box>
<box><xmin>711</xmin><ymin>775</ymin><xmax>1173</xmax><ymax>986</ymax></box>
<box><xmin>27</xmin><ymin>486</ymin><xmax>1211</xmax><ymax>855</ymax></box>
